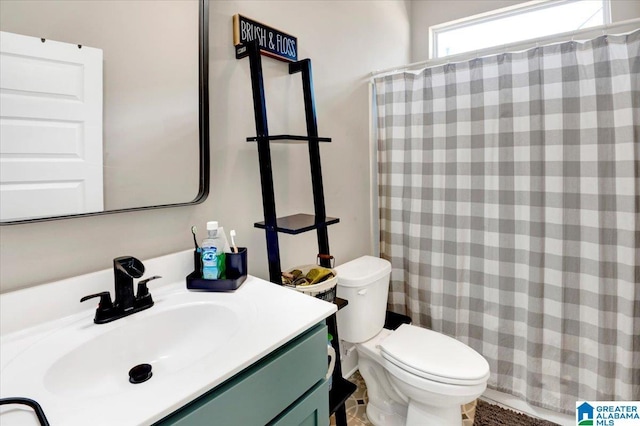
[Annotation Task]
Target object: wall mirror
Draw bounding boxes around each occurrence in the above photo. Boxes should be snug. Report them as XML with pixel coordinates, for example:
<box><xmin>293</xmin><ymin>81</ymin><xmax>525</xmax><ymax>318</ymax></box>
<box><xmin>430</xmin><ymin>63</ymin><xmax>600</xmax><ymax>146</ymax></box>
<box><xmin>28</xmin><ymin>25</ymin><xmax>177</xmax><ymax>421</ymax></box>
<box><xmin>0</xmin><ymin>0</ymin><xmax>209</xmax><ymax>224</ymax></box>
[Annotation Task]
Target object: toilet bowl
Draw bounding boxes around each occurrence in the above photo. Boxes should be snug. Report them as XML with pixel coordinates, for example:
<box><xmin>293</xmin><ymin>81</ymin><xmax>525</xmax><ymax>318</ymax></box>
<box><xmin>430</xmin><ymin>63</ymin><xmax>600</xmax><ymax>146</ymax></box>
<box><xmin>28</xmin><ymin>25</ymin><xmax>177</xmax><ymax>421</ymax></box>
<box><xmin>336</xmin><ymin>256</ymin><xmax>490</xmax><ymax>426</ymax></box>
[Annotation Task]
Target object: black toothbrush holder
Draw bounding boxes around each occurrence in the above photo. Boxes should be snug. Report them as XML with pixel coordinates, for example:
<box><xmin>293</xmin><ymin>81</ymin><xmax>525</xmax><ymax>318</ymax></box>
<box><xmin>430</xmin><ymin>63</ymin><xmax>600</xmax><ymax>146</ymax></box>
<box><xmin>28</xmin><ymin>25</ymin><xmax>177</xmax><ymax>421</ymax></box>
<box><xmin>187</xmin><ymin>248</ymin><xmax>248</xmax><ymax>291</ymax></box>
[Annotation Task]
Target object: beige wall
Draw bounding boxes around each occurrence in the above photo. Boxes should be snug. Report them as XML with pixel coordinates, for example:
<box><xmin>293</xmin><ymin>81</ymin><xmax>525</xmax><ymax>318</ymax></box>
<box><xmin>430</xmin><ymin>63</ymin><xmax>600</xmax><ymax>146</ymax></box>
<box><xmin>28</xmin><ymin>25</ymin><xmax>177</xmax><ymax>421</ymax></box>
<box><xmin>610</xmin><ymin>0</ymin><xmax>640</xmax><ymax>24</ymax></box>
<box><xmin>0</xmin><ymin>1</ymin><xmax>410</xmax><ymax>292</ymax></box>
<box><xmin>410</xmin><ymin>0</ymin><xmax>640</xmax><ymax>62</ymax></box>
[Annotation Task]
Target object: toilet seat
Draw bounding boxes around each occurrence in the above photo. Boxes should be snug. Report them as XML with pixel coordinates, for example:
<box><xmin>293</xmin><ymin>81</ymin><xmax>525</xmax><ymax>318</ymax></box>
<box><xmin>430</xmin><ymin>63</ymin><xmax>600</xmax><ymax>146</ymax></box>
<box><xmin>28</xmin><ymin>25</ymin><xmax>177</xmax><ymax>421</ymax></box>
<box><xmin>379</xmin><ymin>324</ymin><xmax>489</xmax><ymax>386</ymax></box>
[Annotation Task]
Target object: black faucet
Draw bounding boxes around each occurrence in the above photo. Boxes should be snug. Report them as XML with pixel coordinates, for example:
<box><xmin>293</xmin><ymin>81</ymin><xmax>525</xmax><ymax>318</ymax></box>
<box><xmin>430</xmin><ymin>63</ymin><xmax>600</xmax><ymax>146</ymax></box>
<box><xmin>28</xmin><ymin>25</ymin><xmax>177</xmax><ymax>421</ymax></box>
<box><xmin>80</xmin><ymin>256</ymin><xmax>161</xmax><ymax>324</ymax></box>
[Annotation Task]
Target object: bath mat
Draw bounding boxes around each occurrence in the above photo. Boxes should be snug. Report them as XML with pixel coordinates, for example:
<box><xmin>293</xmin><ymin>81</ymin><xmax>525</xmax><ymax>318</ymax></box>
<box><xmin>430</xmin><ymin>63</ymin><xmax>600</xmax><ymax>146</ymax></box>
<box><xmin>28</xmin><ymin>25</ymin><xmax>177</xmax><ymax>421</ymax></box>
<box><xmin>473</xmin><ymin>399</ymin><xmax>560</xmax><ymax>426</ymax></box>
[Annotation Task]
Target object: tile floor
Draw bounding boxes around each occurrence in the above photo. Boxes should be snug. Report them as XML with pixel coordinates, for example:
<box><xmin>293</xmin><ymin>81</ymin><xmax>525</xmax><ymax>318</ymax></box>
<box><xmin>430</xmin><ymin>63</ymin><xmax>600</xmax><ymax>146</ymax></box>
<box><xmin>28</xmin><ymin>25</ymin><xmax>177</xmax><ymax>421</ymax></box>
<box><xmin>331</xmin><ymin>371</ymin><xmax>477</xmax><ymax>426</ymax></box>
<box><xmin>329</xmin><ymin>371</ymin><xmax>370</xmax><ymax>426</ymax></box>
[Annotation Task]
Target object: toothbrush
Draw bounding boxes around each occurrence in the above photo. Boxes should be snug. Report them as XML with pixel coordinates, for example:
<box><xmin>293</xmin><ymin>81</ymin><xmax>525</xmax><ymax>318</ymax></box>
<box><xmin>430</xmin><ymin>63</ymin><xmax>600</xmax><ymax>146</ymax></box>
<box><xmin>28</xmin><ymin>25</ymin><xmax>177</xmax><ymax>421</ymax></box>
<box><xmin>230</xmin><ymin>229</ymin><xmax>238</xmax><ymax>253</ymax></box>
<box><xmin>191</xmin><ymin>226</ymin><xmax>200</xmax><ymax>250</ymax></box>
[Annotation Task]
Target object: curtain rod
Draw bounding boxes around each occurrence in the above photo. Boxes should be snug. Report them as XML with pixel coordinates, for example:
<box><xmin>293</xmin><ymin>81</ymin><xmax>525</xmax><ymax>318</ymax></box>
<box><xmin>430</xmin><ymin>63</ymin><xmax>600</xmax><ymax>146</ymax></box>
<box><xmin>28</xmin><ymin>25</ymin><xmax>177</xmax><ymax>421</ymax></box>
<box><xmin>370</xmin><ymin>17</ymin><xmax>640</xmax><ymax>79</ymax></box>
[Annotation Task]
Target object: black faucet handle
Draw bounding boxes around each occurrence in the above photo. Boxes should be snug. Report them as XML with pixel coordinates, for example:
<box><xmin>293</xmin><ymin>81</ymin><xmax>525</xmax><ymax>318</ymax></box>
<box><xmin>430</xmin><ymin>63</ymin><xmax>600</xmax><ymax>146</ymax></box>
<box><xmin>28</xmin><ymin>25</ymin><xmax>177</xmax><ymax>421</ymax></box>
<box><xmin>139</xmin><ymin>275</ymin><xmax>162</xmax><ymax>285</ymax></box>
<box><xmin>80</xmin><ymin>291</ymin><xmax>113</xmax><ymax>309</ymax></box>
<box><xmin>137</xmin><ymin>275</ymin><xmax>162</xmax><ymax>298</ymax></box>
<box><xmin>81</xmin><ymin>291</ymin><xmax>116</xmax><ymax>323</ymax></box>
<box><xmin>135</xmin><ymin>276</ymin><xmax>162</xmax><ymax>309</ymax></box>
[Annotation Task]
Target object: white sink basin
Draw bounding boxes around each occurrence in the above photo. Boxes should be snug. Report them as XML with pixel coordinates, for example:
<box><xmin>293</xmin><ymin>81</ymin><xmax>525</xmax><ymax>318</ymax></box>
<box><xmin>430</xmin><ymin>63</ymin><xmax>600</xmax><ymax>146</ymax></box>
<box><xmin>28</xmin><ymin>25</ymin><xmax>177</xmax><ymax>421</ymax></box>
<box><xmin>1</xmin><ymin>292</ymin><xmax>252</xmax><ymax>402</ymax></box>
<box><xmin>42</xmin><ymin>301</ymin><xmax>240</xmax><ymax>398</ymax></box>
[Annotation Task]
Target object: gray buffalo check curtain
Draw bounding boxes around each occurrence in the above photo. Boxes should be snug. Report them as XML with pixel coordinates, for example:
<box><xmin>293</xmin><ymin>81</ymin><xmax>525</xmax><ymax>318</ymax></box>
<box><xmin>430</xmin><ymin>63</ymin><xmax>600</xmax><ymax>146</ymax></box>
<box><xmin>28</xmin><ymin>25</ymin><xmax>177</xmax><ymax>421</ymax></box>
<box><xmin>374</xmin><ymin>30</ymin><xmax>639</xmax><ymax>413</ymax></box>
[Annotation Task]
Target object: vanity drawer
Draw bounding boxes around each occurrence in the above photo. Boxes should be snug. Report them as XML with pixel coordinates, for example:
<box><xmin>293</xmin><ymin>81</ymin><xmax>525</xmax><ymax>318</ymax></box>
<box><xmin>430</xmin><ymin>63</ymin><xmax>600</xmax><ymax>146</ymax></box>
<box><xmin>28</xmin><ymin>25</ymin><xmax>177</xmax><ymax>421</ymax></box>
<box><xmin>268</xmin><ymin>378</ymin><xmax>329</xmax><ymax>426</ymax></box>
<box><xmin>156</xmin><ymin>322</ymin><xmax>327</xmax><ymax>426</ymax></box>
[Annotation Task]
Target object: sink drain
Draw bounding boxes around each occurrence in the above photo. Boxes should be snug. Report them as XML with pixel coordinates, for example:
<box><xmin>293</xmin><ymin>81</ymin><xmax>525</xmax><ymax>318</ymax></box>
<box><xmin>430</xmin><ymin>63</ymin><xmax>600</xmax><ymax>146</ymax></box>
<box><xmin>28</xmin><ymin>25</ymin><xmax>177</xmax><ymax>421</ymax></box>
<box><xmin>129</xmin><ymin>363</ymin><xmax>152</xmax><ymax>384</ymax></box>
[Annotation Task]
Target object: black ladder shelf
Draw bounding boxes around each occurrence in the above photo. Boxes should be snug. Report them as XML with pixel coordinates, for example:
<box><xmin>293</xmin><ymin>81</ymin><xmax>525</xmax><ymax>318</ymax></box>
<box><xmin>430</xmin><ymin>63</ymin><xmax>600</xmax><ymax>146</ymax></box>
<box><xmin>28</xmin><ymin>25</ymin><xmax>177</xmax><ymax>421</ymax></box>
<box><xmin>238</xmin><ymin>41</ymin><xmax>355</xmax><ymax>426</ymax></box>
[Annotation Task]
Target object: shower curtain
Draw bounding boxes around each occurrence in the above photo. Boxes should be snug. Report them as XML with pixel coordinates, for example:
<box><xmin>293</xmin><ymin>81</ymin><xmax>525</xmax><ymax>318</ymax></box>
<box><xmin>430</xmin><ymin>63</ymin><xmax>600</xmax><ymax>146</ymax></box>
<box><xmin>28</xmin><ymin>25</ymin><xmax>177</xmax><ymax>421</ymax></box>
<box><xmin>374</xmin><ymin>30</ymin><xmax>639</xmax><ymax>413</ymax></box>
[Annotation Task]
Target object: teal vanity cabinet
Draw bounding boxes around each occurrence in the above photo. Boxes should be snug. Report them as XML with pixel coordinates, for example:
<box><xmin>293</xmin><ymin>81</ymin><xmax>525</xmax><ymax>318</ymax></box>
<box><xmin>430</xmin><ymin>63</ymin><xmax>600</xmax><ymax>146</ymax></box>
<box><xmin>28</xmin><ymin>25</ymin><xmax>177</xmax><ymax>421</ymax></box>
<box><xmin>155</xmin><ymin>323</ymin><xmax>329</xmax><ymax>426</ymax></box>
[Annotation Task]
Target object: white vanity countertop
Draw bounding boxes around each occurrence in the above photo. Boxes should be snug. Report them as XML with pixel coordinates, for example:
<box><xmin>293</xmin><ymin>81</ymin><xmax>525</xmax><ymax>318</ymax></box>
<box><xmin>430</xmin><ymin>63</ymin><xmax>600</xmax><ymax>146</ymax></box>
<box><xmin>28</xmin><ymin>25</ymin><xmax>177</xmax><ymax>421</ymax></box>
<box><xmin>0</xmin><ymin>250</ymin><xmax>337</xmax><ymax>426</ymax></box>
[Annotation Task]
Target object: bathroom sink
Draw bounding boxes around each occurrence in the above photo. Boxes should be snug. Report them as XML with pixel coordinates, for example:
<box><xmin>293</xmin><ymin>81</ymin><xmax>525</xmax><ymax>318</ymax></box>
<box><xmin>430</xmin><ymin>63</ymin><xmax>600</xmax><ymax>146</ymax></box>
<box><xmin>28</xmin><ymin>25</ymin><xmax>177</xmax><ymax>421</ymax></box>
<box><xmin>1</xmin><ymin>293</ymin><xmax>249</xmax><ymax>399</ymax></box>
<box><xmin>45</xmin><ymin>302</ymin><xmax>240</xmax><ymax>397</ymax></box>
<box><xmin>0</xmin><ymin>261</ymin><xmax>336</xmax><ymax>426</ymax></box>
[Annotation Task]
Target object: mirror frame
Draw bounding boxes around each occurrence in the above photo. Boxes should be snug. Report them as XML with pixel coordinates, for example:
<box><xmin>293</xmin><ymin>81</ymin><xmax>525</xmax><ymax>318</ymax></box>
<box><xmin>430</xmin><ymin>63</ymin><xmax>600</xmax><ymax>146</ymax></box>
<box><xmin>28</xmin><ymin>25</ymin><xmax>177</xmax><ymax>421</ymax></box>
<box><xmin>1</xmin><ymin>0</ymin><xmax>210</xmax><ymax>225</ymax></box>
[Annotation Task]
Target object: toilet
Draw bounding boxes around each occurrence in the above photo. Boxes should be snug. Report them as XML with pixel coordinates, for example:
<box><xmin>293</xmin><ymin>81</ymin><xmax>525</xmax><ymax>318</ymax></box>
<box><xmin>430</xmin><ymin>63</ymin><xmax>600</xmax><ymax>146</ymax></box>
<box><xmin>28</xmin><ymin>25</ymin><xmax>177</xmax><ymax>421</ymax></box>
<box><xmin>336</xmin><ymin>256</ymin><xmax>490</xmax><ymax>426</ymax></box>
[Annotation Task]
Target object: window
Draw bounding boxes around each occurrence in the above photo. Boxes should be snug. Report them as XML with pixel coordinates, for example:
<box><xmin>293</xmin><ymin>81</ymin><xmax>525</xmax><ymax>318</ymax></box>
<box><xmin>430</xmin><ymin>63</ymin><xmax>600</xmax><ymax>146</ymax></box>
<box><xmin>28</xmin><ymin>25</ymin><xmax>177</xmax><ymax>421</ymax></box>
<box><xmin>430</xmin><ymin>0</ymin><xmax>611</xmax><ymax>59</ymax></box>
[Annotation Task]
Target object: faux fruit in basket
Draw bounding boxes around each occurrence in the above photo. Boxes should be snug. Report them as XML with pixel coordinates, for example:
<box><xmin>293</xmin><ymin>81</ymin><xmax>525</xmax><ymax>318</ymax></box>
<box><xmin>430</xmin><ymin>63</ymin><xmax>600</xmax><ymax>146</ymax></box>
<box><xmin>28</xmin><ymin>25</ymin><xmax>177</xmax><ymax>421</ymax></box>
<box><xmin>282</xmin><ymin>266</ymin><xmax>334</xmax><ymax>286</ymax></box>
<box><xmin>306</xmin><ymin>267</ymin><xmax>334</xmax><ymax>284</ymax></box>
<box><xmin>281</xmin><ymin>271</ymin><xmax>298</xmax><ymax>286</ymax></box>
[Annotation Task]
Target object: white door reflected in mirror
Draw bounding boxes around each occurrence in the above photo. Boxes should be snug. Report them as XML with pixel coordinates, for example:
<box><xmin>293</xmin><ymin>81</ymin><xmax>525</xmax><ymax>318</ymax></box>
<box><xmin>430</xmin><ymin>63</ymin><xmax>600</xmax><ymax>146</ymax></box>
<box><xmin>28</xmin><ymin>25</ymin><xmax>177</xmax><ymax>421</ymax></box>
<box><xmin>0</xmin><ymin>31</ymin><xmax>104</xmax><ymax>221</ymax></box>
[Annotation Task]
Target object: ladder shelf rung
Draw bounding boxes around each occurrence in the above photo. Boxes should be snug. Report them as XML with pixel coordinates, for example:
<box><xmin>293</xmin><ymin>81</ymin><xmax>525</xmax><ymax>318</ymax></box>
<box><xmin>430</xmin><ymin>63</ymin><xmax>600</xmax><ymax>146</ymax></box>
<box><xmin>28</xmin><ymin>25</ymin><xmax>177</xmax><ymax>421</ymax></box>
<box><xmin>254</xmin><ymin>213</ymin><xmax>339</xmax><ymax>235</ymax></box>
<box><xmin>246</xmin><ymin>134</ymin><xmax>331</xmax><ymax>143</ymax></box>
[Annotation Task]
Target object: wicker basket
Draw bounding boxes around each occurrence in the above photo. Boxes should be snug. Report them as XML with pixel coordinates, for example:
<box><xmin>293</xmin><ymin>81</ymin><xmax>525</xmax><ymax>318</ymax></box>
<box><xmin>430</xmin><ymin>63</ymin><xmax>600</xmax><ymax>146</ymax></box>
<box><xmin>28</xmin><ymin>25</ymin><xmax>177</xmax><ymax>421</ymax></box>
<box><xmin>284</xmin><ymin>264</ymin><xmax>338</xmax><ymax>302</ymax></box>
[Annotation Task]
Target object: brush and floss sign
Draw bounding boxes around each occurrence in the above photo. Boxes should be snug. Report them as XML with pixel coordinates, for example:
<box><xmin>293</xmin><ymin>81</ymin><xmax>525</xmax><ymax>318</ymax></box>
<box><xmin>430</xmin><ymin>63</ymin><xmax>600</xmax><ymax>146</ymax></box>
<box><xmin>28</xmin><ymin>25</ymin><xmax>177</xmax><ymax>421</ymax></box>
<box><xmin>577</xmin><ymin>402</ymin><xmax>640</xmax><ymax>425</ymax></box>
<box><xmin>232</xmin><ymin>14</ymin><xmax>297</xmax><ymax>62</ymax></box>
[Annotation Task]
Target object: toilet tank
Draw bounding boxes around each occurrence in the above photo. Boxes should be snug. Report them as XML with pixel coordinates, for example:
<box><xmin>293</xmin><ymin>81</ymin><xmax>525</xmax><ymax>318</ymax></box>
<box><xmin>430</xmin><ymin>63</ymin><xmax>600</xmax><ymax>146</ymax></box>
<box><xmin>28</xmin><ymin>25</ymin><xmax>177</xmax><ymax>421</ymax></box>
<box><xmin>336</xmin><ymin>256</ymin><xmax>392</xmax><ymax>343</ymax></box>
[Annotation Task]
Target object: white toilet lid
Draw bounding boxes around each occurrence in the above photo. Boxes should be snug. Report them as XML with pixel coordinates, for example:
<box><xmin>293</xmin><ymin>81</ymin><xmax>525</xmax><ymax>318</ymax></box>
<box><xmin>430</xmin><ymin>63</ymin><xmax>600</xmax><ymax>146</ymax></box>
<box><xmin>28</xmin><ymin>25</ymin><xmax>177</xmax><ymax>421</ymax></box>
<box><xmin>379</xmin><ymin>324</ymin><xmax>490</xmax><ymax>385</ymax></box>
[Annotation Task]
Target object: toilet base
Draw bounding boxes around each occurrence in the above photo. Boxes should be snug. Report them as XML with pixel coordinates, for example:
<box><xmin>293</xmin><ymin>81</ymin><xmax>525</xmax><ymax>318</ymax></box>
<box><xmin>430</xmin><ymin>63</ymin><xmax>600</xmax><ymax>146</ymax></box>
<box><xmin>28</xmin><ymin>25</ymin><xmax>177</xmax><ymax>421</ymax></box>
<box><xmin>366</xmin><ymin>401</ymin><xmax>406</xmax><ymax>426</ymax></box>
<box><xmin>358</xmin><ymin>351</ymin><xmax>407</xmax><ymax>426</ymax></box>
<box><xmin>406</xmin><ymin>401</ymin><xmax>462</xmax><ymax>426</ymax></box>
